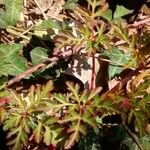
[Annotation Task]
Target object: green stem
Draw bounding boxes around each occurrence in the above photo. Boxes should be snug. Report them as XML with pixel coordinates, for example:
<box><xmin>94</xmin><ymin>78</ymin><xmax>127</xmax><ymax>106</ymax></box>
<box><xmin>6</xmin><ymin>27</ymin><xmax>30</xmax><ymax>40</ymax></box>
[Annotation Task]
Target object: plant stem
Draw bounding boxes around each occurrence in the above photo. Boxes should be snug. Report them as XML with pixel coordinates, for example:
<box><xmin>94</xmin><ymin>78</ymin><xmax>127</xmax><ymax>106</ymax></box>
<box><xmin>90</xmin><ymin>53</ymin><xmax>95</xmax><ymax>90</ymax></box>
<box><xmin>7</xmin><ymin>48</ymin><xmax>76</xmax><ymax>87</ymax></box>
<box><xmin>124</xmin><ymin>126</ymin><xmax>145</xmax><ymax>150</ymax></box>
<box><xmin>128</xmin><ymin>17</ymin><xmax>150</xmax><ymax>27</ymax></box>
<box><xmin>33</xmin><ymin>0</ymin><xmax>48</xmax><ymax>20</ymax></box>
<box><xmin>6</xmin><ymin>28</ymin><xmax>30</xmax><ymax>40</ymax></box>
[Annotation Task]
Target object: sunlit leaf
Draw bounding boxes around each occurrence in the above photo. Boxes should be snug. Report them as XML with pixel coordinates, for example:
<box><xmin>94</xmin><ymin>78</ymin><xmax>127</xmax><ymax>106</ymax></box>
<box><xmin>4</xmin><ymin>0</ymin><xmax>23</xmax><ymax>26</ymax></box>
<box><xmin>44</xmin><ymin>126</ymin><xmax>52</xmax><ymax>145</ymax></box>
<box><xmin>113</xmin><ymin>5</ymin><xmax>133</xmax><ymax>19</ymax></box>
<box><xmin>63</xmin><ymin>0</ymin><xmax>78</xmax><ymax>10</ymax></box>
<box><xmin>0</xmin><ymin>44</ymin><xmax>28</xmax><ymax>76</ymax></box>
<box><xmin>35</xmin><ymin>19</ymin><xmax>61</xmax><ymax>30</ymax></box>
<box><xmin>3</xmin><ymin>115</ymin><xmax>22</xmax><ymax>131</ymax></box>
<box><xmin>53</xmin><ymin>93</ymin><xmax>69</xmax><ymax>104</ymax></box>
<box><xmin>34</xmin><ymin>121</ymin><xmax>43</xmax><ymax>143</ymax></box>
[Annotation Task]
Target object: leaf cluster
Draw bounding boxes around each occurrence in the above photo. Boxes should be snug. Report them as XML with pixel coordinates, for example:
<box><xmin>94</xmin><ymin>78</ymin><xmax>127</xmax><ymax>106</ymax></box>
<box><xmin>0</xmin><ymin>0</ymin><xmax>150</xmax><ymax>149</ymax></box>
<box><xmin>1</xmin><ymin>81</ymin><xmax>123</xmax><ymax>149</ymax></box>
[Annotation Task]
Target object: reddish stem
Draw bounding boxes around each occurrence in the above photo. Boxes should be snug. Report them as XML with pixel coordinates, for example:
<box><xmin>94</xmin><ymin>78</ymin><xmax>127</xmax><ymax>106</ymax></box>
<box><xmin>90</xmin><ymin>54</ymin><xmax>95</xmax><ymax>90</ymax></box>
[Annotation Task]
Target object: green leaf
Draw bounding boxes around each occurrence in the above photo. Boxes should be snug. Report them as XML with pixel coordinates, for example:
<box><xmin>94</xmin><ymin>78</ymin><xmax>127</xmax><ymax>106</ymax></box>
<box><xmin>103</xmin><ymin>48</ymin><xmax>131</xmax><ymax>79</ymax></box>
<box><xmin>101</xmin><ymin>9</ymin><xmax>113</xmax><ymax>21</ymax></box>
<box><xmin>133</xmin><ymin>110</ymin><xmax>147</xmax><ymax>135</ymax></box>
<box><xmin>66</xmin><ymin>82</ymin><xmax>80</xmax><ymax>103</ymax></box>
<box><xmin>6</xmin><ymin>126</ymin><xmax>28</xmax><ymax>150</ymax></box>
<box><xmin>62</xmin><ymin>116</ymin><xmax>77</xmax><ymax>123</ymax></box>
<box><xmin>45</xmin><ymin>117</ymin><xmax>58</xmax><ymax>126</ymax></box>
<box><xmin>12</xmin><ymin>127</ymin><xmax>27</xmax><ymax>150</ymax></box>
<box><xmin>86</xmin><ymin>87</ymin><xmax>101</xmax><ymax>102</ymax></box>
<box><xmin>98</xmin><ymin>100</ymin><xmax>120</xmax><ymax>113</ymax></box>
<box><xmin>82</xmin><ymin>111</ymin><xmax>97</xmax><ymax>128</ymax></box>
<box><xmin>44</xmin><ymin>126</ymin><xmax>52</xmax><ymax>145</ymax></box>
<box><xmin>113</xmin><ymin>5</ymin><xmax>133</xmax><ymax>19</ymax></box>
<box><xmin>0</xmin><ymin>12</ymin><xmax>7</xmax><ymax>29</ymax></box>
<box><xmin>63</xmin><ymin>0</ymin><xmax>78</xmax><ymax>10</ymax></box>
<box><xmin>30</xmin><ymin>47</ymin><xmax>49</xmax><ymax>65</ymax></box>
<box><xmin>53</xmin><ymin>93</ymin><xmax>69</xmax><ymax>104</ymax></box>
<box><xmin>3</xmin><ymin>115</ymin><xmax>21</xmax><ymax>131</ymax></box>
<box><xmin>113</xmin><ymin>24</ymin><xmax>130</xmax><ymax>44</ymax></box>
<box><xmin>0</xmin><ymin>44</ymin><xmax>28</xmax><ymax>76</ymax></box>
<box><xmin>36</xmin><ymin>19</ymin><xmax>61</xmax><ymax>30</ymax></box>
<box><xmin>101</xmin><ymin>5</ymin><xmax>132</xmax><ymax>21</ymax></box>
<box><xmin>4</xmin><ymin>0</ymin><xmax>23</xmax><ymax>26</ymax></box>
<box><xmin>142</xmin><ymin>136</ymin><xmax>150</xmax><ymax>150</ymax></box>
<box><xmin>22</xmin><ymin>118</ymin><xmax>30</xmax><ymax>133</ymax></box>
<box><xmin>78</xmin><ymin>124</ymin><xmax>87</xmax><ymax>135</ymax></box>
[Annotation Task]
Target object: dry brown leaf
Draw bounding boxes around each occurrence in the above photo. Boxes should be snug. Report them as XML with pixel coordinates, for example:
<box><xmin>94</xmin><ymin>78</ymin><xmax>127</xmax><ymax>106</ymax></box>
<box><xmin>35</xmin><ymin>0</ymin><xmax>53</xmax><ymax>13</ymax></box>
<box><xmin>47</xmin><ymin>0</ymin><xmax>65</xmax><ymax>20</ymax></box>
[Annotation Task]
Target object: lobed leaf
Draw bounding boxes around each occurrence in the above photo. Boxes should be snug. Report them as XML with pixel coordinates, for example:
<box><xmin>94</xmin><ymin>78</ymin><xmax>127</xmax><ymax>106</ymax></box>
<box><xmin>3</xmin><ymin>115</ymin><xmax>22</xmax><ymax>131</ymax></box>
<box><xmin>0</xmin><ymin>44</ymin><xmax>28</xmax><ymax>76</ymax></box>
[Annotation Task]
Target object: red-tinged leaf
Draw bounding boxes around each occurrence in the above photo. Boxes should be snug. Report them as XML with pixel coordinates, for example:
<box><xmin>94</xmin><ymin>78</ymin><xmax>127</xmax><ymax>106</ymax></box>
<box><xmin>121</xmin><ymin>97</ymin><xmax>132</xmax><ymax>110</ymax></box>
<box><xmin>0</xmin><ymin>97</ymin><xmax>10</xmax><ymax>106</ymax></box>
<box><xmin>34</xmin><ymin>121</ymin><xmax>43</xmax><ymax>143</ymax></box>
<box><xmin>65</xmin><ymin>132</ymin><xmax>80</xmax><ymax>149</ymax></box>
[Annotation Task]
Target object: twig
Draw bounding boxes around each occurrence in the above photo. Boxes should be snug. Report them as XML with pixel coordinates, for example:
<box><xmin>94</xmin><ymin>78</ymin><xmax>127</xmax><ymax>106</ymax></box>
<box><xmin>7</xmin><ymin>56</ymin><xmax>59</xmax><ymax>87</ymax></box>
<box><xmin>7</xmin><ymin>48</ymin><xmax>77</xmax><ymax>87</ymax></box>
<box><xmin>128</xmin><ymin>17</ymin><xmax>150</xmax><ymax>27</ymax></box>
<box><xmin>33</xmin><ymin>0</ymin><xmax>48</xmax><ymax>20</ymax></box>
<box><xmin>23</xmin><ymin>0</ymin><xmax>26</xmax><ymax>7</ymax></box>
<box><xmin>7</xmin><ymin>63</ymin><xmax>46</xmax><ymax>87</ymax></box>
<box><xmin>124</xmin><ymin>126</ymin><xmax>145</xmax><ymax>150</ymax></box>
